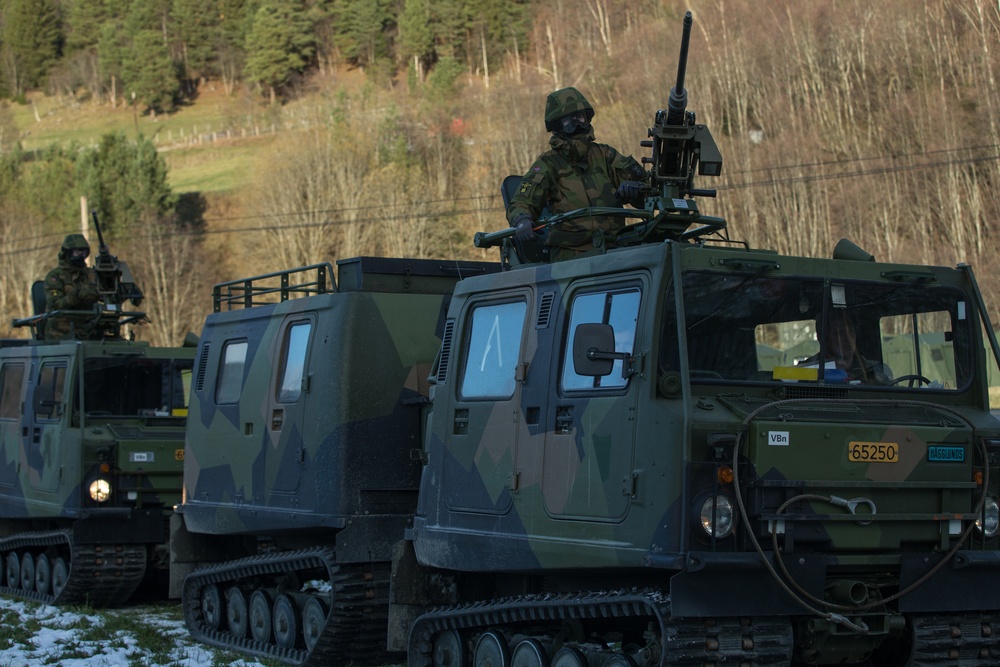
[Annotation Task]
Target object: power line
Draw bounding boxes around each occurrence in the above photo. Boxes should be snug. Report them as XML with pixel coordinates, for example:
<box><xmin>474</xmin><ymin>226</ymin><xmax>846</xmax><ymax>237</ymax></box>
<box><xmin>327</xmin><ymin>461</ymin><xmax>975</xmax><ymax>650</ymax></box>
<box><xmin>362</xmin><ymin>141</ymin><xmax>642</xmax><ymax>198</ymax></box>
<box><xmin>723</xmin><ymin>142</ymin><xmax>1000</xmax><ymax>176</ymax></box>
<box><xmin>4</xmin><ymin>142</ymin><xmax>998</xmax><ymax>257</ymax></box>
<box><xmin>720</xmin><ymin>153</ymin><xmax>1000</xmax><ymax>190</ymax></box>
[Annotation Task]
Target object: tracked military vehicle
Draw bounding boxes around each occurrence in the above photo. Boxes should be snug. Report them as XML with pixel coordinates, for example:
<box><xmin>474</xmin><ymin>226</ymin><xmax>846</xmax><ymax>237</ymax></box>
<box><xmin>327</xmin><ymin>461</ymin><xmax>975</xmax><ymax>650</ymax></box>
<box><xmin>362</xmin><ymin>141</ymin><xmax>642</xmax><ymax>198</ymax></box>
<box><xmin>0</xmin><ymin>220</ymin><xmax>194</xmax><ymax>607</ymax></box>
<box><xmin>387</xmin><ymin>12</ymin><xmax>1000</xmax><ymax>667</ymax></box>
<box><xmin>175</xmin><ymin>257</ymin><xmax>498</xmax><ymax>665</ymax></box>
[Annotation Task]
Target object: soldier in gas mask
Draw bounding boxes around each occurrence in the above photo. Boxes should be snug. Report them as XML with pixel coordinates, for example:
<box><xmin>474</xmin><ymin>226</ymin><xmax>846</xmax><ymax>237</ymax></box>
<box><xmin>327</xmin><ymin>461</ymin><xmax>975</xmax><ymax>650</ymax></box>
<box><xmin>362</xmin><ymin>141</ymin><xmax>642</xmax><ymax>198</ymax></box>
<box><xmin>43</xmin><ymin>234</ymin><xmax>101</xmax><ymax>340</ymax></box>
<box><xmin>507</xmin><ymin>87</ymin><xmax>647</xmax><ymax>262</ymax></box>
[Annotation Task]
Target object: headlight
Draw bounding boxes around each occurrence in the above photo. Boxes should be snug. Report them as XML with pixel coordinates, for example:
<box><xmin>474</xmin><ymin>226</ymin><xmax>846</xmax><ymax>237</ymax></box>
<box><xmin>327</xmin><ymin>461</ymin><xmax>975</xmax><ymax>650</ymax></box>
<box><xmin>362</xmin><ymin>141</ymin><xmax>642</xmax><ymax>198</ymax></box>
<box><xmin>976</xmin><ymin>496</ymin><xmax>1000</xmax><ymax>538</ymax></box>
<box><xmin>699</xmin><ymin>495</ymin><xmax>735</xmax><ymax>538</ymax></box>
<box><xmin>88</xmin><ymin>478</ymin><xmax>111</xmax><ymax>503</ymax></box>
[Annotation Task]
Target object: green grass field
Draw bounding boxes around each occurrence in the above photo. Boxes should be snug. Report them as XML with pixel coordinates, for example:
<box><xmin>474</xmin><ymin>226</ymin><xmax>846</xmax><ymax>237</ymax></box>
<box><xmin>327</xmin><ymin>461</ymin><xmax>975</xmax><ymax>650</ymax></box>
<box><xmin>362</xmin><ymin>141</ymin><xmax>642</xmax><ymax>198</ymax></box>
<box><xmin>9</xmin><ymin>88</ymin><xmax>272</xmax><ymax>195</ymax></box>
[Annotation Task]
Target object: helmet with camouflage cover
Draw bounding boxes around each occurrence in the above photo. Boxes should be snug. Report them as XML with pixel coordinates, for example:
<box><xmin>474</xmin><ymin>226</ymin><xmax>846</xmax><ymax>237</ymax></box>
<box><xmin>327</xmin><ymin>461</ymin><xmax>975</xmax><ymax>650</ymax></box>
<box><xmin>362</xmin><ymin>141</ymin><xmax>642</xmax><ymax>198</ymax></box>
<box><xmin>60</xmin><ymin>233</ymin><xmax>90</xmax><ymax>253</ymax></box>
<box><xmin>544</xmin><ymin>87</ymin><xmax>595</xmax><ymax>133</ymax></box>
<box><xmin>59</xmin><ymin>233</ymin><xmax>91</xmax><ymax>267</ymax></box>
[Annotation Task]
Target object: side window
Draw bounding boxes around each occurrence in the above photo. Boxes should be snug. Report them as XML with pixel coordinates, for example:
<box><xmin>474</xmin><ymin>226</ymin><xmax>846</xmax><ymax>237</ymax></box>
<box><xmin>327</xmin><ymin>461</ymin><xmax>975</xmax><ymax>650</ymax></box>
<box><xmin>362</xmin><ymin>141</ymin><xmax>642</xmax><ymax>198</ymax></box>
<box><xmin>36</xmin><ymin>363</ymin><xmax>67</xmax><ymax>421</ymax></box>
<box><xmin>882</xmin><ymin>311</ymin><xmax>959</xmax><ymax>389</ymax></box>
<box><xmin>216</xmin><ymin>340</ymin><xmax>248</xmax><ymax>404</ymax></box>
<box><xmin>0</xmin><ymin>363</ymin><xmax>25</xmax><ymax>420</ymax></box>
<box><xmin>460</xmin><ymin>301</ymin><xmax>527</xmax><ymax>399</ymax></box>
<box><xmin>277</xmin><ymin>322</ymin><xmax>311</xmax><ymax>402</ymax></box>
<box><xmin>563</xmin><ymin>288</ymin><xmax>641</xmax><ymax>390</ymax></box>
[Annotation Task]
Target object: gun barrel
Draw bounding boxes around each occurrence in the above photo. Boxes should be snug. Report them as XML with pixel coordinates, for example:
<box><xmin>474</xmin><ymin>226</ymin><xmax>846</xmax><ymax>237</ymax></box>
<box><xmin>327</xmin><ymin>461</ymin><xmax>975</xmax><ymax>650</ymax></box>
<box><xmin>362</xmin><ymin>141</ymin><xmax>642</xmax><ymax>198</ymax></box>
<box><xmin>666</xmin><ymin>11</ymin><xmax>693</xmax><ymax>126</ymax></box>
<box><xmin>90</xmin><ymin>210</ymin><xmax>110</xmax><ymax>255</ymax></box>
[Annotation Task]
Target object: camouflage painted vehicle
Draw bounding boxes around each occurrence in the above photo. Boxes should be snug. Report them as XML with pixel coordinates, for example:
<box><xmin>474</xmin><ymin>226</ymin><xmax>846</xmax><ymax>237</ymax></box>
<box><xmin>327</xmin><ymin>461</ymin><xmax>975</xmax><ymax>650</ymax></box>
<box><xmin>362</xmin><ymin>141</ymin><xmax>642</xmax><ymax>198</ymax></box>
<box><xmin>0</xmin><ymin>225</ymin><xmax>195</xmax><ymax>607</ymax></box>
<box><xmin>174</xmin><ymin>258</ymin><xmax>498</xmax><ymax>665</ymax></box>
<box><xmin>387</xmin><ymin>13</ymin><xmax>1000</xmax><ymax>667</ymax></box>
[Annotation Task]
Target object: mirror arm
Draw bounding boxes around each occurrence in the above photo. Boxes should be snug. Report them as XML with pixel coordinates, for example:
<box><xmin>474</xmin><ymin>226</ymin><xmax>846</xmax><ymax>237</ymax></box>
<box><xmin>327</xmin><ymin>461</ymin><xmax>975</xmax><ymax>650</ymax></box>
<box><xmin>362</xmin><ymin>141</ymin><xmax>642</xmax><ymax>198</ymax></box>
<box><xmin>587</xmin><ymin>348</ymin><xmax>640</xmax><ymax>378</ymax></box>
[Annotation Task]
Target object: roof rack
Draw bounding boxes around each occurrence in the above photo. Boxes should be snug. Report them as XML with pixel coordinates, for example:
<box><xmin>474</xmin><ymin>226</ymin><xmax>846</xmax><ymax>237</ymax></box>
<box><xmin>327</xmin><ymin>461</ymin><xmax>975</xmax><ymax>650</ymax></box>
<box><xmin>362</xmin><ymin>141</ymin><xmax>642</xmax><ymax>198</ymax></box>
<box><xmin>212</xmin><ymin>263</ymin><xmax>336</xmax><ymax>312</ymax></box>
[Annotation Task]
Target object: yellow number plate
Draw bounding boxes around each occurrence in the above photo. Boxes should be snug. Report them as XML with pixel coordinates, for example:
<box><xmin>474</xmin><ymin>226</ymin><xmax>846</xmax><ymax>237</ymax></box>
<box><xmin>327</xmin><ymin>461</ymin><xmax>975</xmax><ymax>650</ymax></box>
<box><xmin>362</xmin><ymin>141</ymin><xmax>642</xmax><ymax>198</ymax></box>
<box><xmin>848</xmin><ymin>441</ymin><xmax>898</xmax><ymax>463</ymax></box>
<box><xmin>175</xmin><ymin>449</ymin><xmax>185</xmax><ymax>461</ymax></box>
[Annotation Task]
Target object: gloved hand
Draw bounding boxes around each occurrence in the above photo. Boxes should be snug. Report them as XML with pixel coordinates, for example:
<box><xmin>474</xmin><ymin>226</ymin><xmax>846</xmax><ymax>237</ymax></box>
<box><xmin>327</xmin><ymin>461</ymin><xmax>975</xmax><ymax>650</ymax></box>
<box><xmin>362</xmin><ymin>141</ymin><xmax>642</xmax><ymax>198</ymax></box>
<box><xmin>513</xmin><ymin>214</ymin><xmax>537</xmax><ymax>242</ymax></box>
<box><xmin>616</xmin><ymin>180</ymin><xmax>645</xmax><ymax>206</ymax></box>
<box><xmin>77</xmin><ymin>282</ymin><xmax>100</xmax><ymax>305</ymax></box>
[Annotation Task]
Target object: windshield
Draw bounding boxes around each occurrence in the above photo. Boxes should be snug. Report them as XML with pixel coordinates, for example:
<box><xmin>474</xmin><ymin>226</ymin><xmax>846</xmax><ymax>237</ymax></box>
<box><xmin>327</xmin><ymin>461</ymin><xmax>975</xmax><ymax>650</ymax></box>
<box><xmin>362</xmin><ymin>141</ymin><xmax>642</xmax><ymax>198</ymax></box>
<box><xmin>661</xmin><ymin>271</ymin><xmax>976</xmax><ymax>391</ymax></box>
<box><xmin>83</xmin><ymin>357</ymin><xmax>193</xmax><ymax>417</ymax></box>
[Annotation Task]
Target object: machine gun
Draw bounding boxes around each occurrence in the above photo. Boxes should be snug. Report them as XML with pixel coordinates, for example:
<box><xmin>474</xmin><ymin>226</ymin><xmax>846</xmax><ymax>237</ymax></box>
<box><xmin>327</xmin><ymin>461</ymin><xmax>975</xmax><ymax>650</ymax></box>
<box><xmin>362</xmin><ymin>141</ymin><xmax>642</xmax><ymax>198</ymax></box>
<box><xmin>617</xmin><ymin>10</ymin><xmax>727</xmax><ymax>245</ymax></box>
<box><xmin>12</xmin><ymin>213</ymin><xmax>148</xmax><ymax>341</ymax></box>
<box><xmin>476</xmin><ymin>11</ymin><xmax>726</xmax><ymax>259</ymax></box>
<box><xmin>91</xmin><ymin>210</ymin><xmax>144</xmax><ymax>308</ymax></box>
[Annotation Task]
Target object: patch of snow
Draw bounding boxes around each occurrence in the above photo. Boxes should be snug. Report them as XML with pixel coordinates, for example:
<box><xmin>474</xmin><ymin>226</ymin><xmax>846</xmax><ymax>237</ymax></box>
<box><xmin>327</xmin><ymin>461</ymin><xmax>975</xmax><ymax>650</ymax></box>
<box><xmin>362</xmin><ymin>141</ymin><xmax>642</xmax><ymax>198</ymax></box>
<box><xmin>0</xmin><ymin>597</ymin><xmax>268</xmax><ymax>667</ymax></box>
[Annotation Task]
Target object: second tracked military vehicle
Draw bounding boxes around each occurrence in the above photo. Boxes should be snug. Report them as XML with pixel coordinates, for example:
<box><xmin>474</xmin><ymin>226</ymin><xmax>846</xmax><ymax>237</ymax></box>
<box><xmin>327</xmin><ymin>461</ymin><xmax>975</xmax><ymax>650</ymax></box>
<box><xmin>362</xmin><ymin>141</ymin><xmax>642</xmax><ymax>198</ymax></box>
<box><xmin>174</xmin><ymin>257</ymin><xmax>498</xmax><ymax>665</ymax></box>
<box><xmin>0</xmin><ymin>219</ymin><xmax>194</xmax><ymax>607</ymax></box>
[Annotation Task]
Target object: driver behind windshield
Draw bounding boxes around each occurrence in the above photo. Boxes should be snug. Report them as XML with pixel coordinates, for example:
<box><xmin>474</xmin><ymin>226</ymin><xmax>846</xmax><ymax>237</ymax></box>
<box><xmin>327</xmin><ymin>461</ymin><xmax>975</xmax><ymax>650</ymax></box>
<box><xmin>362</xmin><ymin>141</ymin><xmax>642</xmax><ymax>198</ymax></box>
<box><xmin>803</xmin><ymin>310</ymin><xmax>894</xmax><ymax>385</ymax></box>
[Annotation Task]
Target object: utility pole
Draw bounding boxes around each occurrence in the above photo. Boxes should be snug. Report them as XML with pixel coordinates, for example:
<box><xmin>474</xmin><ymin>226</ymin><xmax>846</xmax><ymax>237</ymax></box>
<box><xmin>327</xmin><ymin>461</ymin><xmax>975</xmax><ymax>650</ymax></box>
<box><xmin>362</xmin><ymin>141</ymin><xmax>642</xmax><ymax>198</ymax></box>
<box><xmin>80</xmin><ymin>196</ymin><xmax>89</xmax><ymax>243</ymax></box>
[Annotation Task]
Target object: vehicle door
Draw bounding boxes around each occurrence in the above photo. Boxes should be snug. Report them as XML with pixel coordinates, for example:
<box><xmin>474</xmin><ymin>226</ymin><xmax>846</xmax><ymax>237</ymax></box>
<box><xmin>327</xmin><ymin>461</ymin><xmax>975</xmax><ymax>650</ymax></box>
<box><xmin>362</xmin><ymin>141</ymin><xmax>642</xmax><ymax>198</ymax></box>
<box><xmin>543</xmin><ymin>281</ymin><xmax>644</xmax><ymax>522</ymax></box>
<box><xmin>266</xmin><ymin>316</ymin><xmax>314</xmax><ymax>495</ymax></box>
<box><xmin>444</xmin><ymin>292</ymin><xmax>531</xmax><ymax>514</ymax></box>
<box><xmin>0</xmin><ymin>360</ymin><xmax>27</xmax><ymax>489</ymax></box>
<box><xmin>26</xmin><ymin>358</ymin><xmax>70</xmax><ymax>493</ymax></box>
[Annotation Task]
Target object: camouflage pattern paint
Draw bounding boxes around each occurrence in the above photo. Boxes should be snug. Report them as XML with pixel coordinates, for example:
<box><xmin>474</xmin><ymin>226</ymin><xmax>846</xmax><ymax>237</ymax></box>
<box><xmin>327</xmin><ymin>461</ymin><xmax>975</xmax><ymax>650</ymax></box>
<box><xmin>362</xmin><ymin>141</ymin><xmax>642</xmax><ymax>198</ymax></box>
<box><xmin>409</xmin><ymin>238</ymin><xmax>1000</xmax><ymax>624</ymax></box>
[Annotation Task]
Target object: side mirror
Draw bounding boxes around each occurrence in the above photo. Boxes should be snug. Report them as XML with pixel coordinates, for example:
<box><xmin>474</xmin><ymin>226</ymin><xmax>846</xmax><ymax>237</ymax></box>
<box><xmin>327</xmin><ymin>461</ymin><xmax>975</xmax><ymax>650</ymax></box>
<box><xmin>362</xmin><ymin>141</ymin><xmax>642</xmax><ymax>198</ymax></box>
<box><xmin>572</xmin><ymin>323</ymin><xmax>617</xmax><ymax>377</ymax></box>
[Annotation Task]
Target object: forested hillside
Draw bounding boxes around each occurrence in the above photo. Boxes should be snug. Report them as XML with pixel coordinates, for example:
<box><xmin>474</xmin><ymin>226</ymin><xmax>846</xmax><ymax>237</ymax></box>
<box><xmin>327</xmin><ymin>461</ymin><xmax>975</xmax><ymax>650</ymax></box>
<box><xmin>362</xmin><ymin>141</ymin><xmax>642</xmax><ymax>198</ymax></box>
<box><xmin>0</xmin><ymin>0</ymin><xmax>997</xmax><ymax>348</ymax></box>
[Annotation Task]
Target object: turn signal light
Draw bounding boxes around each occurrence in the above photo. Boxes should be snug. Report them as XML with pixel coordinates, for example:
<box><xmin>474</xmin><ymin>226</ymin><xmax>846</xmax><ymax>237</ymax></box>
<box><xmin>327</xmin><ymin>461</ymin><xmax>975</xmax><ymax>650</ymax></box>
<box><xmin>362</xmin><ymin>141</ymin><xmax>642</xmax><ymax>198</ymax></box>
<box><xmin>717</xmin><ymin>466</ymin><xmax>734</xmax><ymax>485</ymax></box>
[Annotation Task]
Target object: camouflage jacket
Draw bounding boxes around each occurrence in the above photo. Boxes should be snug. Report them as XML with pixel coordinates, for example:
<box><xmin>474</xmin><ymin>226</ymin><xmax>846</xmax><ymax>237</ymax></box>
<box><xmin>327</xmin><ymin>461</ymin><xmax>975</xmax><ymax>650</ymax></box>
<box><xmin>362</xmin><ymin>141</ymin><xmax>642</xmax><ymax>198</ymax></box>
<box><xmin>44</xmin><ymin>260</ymin><xmax>100</xmax><ymax>339</ymax></box>
<box><xmin>507</xmin><ymin>131</ymin><xmax>645</xmax><ymax>256</ymax></box>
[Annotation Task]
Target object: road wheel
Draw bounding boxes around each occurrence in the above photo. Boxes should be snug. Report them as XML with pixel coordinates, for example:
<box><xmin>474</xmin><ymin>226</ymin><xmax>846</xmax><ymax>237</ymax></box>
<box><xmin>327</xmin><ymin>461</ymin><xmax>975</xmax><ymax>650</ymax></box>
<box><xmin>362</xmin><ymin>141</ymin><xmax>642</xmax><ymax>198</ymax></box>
<box><xmin>302</xmin><ymin>597</ymin><xmax>327</xmax><ymax>652</ymax></box>
<box><xmin>5</xmin><ymin>552</ymin><xmax>19</xmax><ymax>589</ymax></box>
<box><xmin>34</xmin><ymin>553</ymin><xmax>51</xmax><ymax>596</ymax></box>
<box><xmin>51</xmin><ymin>557</ymin><xmax>68</xmax><ymax>598</ymax></box>
<box><xmin>272</xmin><ymin>594</ymin><xmax>300</xmax><ymax>649</ymax></box>
<box><xmin>225</xmin><ymin>587</ymin><xmax>248</xmax><ymax>639</ymax></box>
<box><xmin>201</xmin><ymin>584</ymin><xmax>225</xmax><ymax>631</ymax></box>
<box><xmin>474</xmin><ymin>630</ymin><xmax>510</xmax><ymax>667</ymax></box>
<box><xmin>249</xmin><ymin>589</ymin><xmax>273</xmax><ymax>644</ymax></box>
<box><xmin>511</xmin><ymin>638</ymin><xmax>549</xmax><ymax>667</ymax></box>
<box><xmin>433</xmin><ymin>629</ymin><xmax>465</xmax><ymax>667</ymax></box>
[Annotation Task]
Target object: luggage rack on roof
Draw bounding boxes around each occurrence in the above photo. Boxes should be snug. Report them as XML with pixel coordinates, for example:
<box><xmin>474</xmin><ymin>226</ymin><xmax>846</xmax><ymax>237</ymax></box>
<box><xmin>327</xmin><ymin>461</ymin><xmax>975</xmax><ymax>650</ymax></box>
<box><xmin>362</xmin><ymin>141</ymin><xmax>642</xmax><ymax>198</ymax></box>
<box><xmin>212</xmin><ymin>263</ymin><xmax>336</xmax><ymax>312</ymax></box>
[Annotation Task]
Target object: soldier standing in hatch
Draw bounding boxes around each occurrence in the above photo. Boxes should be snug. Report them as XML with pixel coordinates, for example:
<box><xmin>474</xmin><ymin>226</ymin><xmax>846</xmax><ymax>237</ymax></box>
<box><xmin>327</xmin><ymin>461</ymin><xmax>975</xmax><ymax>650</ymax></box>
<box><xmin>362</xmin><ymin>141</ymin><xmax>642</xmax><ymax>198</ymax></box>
<box><xmin>507</xmin><ymin>86</ymin><xmax>647</xmax><ymax>262</ymax></box>
<box><xmin>44</xmin><ymin>233</ymin><xmax>101</xmax><ymax>340</ymax></box>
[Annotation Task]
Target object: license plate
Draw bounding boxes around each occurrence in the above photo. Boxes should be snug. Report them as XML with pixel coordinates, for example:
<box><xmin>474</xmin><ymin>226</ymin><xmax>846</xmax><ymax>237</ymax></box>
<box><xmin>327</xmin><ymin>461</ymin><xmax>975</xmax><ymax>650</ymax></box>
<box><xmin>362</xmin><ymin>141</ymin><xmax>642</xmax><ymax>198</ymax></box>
<box><xmin>848</xmin><ymin>441</ymin><xmax>898</xmax><ymax>463</ymax></box>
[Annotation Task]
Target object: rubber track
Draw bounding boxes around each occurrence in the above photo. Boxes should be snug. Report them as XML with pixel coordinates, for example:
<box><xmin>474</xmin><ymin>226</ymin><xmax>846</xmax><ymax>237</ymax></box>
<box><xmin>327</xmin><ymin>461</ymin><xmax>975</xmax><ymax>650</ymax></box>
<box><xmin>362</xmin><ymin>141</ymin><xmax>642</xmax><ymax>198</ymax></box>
<box><xmin>909</xmin><ymin>613</ymin><xmax>1000</xmax><ymax>666</ymax></box>
<box><xmin>407</xmin><ymin>589</ymin><xmax>795</xmax><ymax>667</ymax></box>
<box><xmin>0</xmin><ymin>529</ymin><xmax>147</xmax><ymax>607</ymax></box>
<box><xmin>183</xmin><ymin>547</ymin><xmax>393</xmax><ymax>667</ymax></box>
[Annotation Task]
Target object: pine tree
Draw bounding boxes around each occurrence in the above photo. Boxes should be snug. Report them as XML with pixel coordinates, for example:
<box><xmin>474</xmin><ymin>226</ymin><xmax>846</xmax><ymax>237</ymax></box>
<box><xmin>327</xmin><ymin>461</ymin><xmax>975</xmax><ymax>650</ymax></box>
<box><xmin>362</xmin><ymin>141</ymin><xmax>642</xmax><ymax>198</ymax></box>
<box><xmin>398</xmin><ymin>0</ymin><xmax>433</xmax><ymax>81</ymax></box>
<box><xmin>121</xmin><ymin>29</ymin><xmax>180</xmax><ymax>117</ymax></box>
<box><xmin>217</xmin><ymin>0</ymin><xmax>252</xmax><ymax>93</ymax></box>
<box><xmin>96</xmin><ymin>3</ymin><xmax>134</xmax><ymax>106</ymax></box>
<box><xmin>64</xmin><ymin>0</ymin><xmax>109</xmax><ymax>53</ymax></box>
<box><xmin>2</xmin><ymin>0</ymin><xmax>62</xmax><ymax>95</ymax></box>
<box><xmin>172</xmin><ymin>0</ymin><xmax>221</xmax><ymax>80</ymax></box>
<box><xmin>330</xmin><ymin>0</ymin><xmax>393</xmax><ymax>70</ymax></box>
<box><xmin>244</xmin><ymin>0</ymin><xmax>314</xmax><ymax>103</ymax></box>
<box><xmin>74</xmin><ymin>133</ymin><xmax>176</xmax><ymax>237</ymax></box>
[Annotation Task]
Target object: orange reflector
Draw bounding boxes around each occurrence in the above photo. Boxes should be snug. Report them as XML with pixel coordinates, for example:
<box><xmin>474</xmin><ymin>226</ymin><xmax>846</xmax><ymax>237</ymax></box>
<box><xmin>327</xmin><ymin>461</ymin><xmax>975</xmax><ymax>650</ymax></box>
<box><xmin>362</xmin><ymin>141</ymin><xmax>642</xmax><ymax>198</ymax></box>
<box><xmin>100</xmin><ymin>463</ymin><xmax>110</xmax><ymax>474</ymax></box>
<box><xmin>975</xmin><ymin>471</ymin><xmax>984</xmax><ymax>486</ymax></box>
<box><xmin>718</xmin><ymin>466</ymin><xmax>735</xmax><ymax>484</ymax></box>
